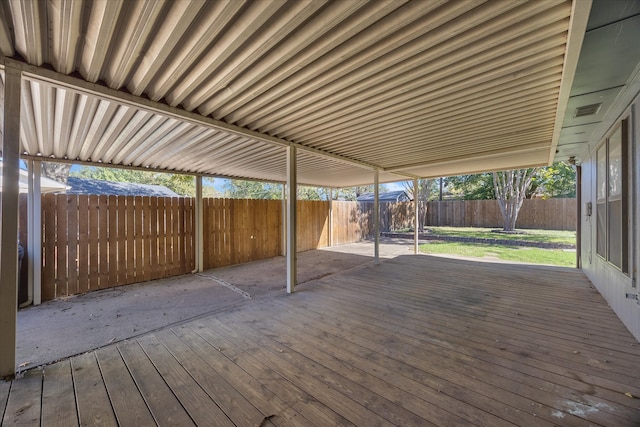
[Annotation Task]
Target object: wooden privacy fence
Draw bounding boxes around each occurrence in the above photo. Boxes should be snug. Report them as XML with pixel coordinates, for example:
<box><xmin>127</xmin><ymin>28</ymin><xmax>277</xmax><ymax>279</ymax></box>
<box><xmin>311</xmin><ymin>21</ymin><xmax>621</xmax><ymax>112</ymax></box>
<box><xmin>34</xmin><ymin>197</ymin><xmax>369</xmax><ymax>300</ymax></box>
<box><xmin>202</xmin><ymin>198</ymin><xmax>282</xmax><ymax>269</ymax></box>
<box><xmin>425</xmin><ymin>199</ymin><xmax>577</xmax><ymax>230</ymax></box>
<box><xmin>361</xmin><ymin>199</ymin><xmax>576</xmax><ymax>232</ymax></box>
<box><xmin>41</xmin><ymin>194</ymin><xmax>195</xmax><ymax>300</ymax></box>
<box><xmin>28</xmin><ymin>196</ymin><xmax>575</xmax><ymax>301</ymax></box>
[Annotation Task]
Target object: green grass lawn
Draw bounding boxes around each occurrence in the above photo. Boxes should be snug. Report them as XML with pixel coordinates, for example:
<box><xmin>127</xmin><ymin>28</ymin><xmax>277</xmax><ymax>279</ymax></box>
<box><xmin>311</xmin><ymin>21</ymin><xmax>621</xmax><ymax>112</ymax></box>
<box><xmin>419</xmin><ymin>241</ymin><xmax>576</xmax><ymax>267</ymax></box>
<box><xmin>422</xmin><ymin>226</ymin><xmax>576</xmax><ymax>245</ymax></box>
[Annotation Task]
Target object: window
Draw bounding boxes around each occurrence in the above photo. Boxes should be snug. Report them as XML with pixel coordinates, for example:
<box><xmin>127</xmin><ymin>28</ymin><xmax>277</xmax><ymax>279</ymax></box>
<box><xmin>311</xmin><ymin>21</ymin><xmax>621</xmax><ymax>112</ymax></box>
<box><xmin>596</xmin><ymin>118</ymin><xmax>629</xmax><ymax>273</ymax></box>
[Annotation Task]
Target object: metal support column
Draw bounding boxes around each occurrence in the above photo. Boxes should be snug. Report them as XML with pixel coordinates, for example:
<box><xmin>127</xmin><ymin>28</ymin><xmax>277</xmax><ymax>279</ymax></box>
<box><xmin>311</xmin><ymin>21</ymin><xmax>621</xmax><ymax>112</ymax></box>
<box><xmin>281</xmin><ymin>184</ymin><xmax>286</xmax><ymax>256</ymax></box>
<box><xmin>328</xmin><ymin>188</ymin><xmax>333</xmax><ymax>247</ymax></box>
<box><xmin>0</xmin><ymin>65</ymin><xmax>22</xmax><ymax>378</ymax></box>
<box><xmin>413</xmin><ymin>179</ymin><xmax>419</xmax><ymax>254</ymax></box>
<box><xmin>27</xmin><ymin>160</ymin><xmax>42</xmax><ymax>306</ymax></box>
<box><xmin>575</xmin><ymin>165</ymin><xmax>582</xmax><ymax>269</ymax></box>
<box><xmin>195</xmin><ymin>175</ymin><xmax>204</xmax><ymax>272</ymax></box>
<box><xmin>286</xmin><ymin>147</ymin><xmax>297</xmax><ymax>293</ymax></box>
<box><xmin>374</xmin><ymin>169</ymin><xmax>380</xmax><ymax>264</ymax></box>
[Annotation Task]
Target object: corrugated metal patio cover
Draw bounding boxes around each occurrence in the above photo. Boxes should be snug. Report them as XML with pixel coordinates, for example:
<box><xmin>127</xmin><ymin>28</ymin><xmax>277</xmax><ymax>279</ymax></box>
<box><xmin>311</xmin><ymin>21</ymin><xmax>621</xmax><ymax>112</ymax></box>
<box><xmin>0</xmin><ymin>0</ymin><xmax>585</xmax><ymax>187</ymax></box>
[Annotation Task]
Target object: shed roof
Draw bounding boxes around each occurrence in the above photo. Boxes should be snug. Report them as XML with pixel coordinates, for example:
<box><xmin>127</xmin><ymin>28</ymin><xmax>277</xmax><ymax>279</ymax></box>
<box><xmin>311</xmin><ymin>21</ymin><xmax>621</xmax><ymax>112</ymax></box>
<box><xmin>0</xmin><ymin>1</ymin><xmax>591</xmax><ymax>187</ymax></box>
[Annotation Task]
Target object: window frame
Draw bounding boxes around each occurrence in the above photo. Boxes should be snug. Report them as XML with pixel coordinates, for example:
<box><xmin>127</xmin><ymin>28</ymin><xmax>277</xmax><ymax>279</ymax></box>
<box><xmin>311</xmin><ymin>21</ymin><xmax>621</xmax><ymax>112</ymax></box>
<box><xmin>595</xmin><ymin>117</ymin><xmax>630</xmax><ymax>274</ymax></box>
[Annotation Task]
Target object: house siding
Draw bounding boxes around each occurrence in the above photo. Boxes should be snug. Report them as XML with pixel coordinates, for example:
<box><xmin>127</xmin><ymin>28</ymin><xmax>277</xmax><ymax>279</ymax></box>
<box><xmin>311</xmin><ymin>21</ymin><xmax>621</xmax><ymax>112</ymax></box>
<box><xmin>580</xmin><ymin>92</ymin><xmax>640</xmax><ymax>341</ymax></box>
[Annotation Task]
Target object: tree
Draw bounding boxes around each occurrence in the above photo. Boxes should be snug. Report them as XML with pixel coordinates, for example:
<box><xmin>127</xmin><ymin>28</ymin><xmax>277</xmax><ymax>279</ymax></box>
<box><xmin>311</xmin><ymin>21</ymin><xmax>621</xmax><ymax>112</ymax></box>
<box><xmin>532</xmin><ymin>162</ymin><xmax>576</xmax><ymax>198</ymax></box>
<box><xmin>71</xmin><ymin>166</ymin><xmax>216</xmax><ymax>197</ymax></box>
<box><xmin>222</xmin><ymin>180</ymin><xmax>282</xmax><ymax>199</ymax></box>
<box><xmin>493</xmin><ymin>168</ymin><xmax>538</xmax><ymax>231</ymax></box>
<box><xmin>402</xmin><ymin>179</ymin><xmax>437</xmax><ymax>230</ymax></box>
<box><xmin>444</xmin><ymin>173</ymin><xmax>494</xmax><ymax>200</ymax></box>
<box><xmin>41</xmin><ymin>162</ymin><xmax>72</xmax><ymax>184</ymax></box>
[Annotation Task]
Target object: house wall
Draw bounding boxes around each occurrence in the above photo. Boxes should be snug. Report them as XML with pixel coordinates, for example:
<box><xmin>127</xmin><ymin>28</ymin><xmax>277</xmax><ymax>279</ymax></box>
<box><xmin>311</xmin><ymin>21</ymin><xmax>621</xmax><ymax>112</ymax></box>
<box><xmin>580</xmin><ymin>92</ymin><xmax>640</xmax><ymax>341</ymax></box>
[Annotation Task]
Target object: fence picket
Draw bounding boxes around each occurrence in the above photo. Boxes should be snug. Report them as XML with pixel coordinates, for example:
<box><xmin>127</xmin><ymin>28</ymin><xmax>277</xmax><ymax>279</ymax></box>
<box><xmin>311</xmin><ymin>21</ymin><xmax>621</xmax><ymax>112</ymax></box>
<box><xmin>42</xmin><ymin>194</ymin><xmax>56</xmax><ymax>300</ymax></box>
<box><xmin>98</xmin><ymin>196</ymin><xmax>109</xmax><ymax>289</ymax></box>
<box><xmin>88</xmin><ymin>195</ymin><xmax>99</xmax><ymax>291</ymax></box>
<box><xmin>77</xmin><ymin>195</ymin><xmax>89</xmax><ymax>294</ymax></box>
<box><xmin>124</xmin><ymin>196</ymin><xmax>135</xmax><ymax>284</ymax></box>
<box><xmin>56</xmin><ymin>194</ymin><xmax>69</xmax><ymax>297</ymax></box>
<box><xmin>149</xmin><ymin>197</ymin><xmax>159</xmax><ymax>280</ymax></box>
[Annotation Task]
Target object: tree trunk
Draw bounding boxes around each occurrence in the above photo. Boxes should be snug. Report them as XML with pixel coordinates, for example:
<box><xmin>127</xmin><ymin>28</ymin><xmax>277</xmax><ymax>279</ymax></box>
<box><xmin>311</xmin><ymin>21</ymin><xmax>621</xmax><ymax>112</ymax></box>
<box><xmin>493</xmin><ymin>169</ymin><xmax>537</xmax><ymax>231</ymax></box>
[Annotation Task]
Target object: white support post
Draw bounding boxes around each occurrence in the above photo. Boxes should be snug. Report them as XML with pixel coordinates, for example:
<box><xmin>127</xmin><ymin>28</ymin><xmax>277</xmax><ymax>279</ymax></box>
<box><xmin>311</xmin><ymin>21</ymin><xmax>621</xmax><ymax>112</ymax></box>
<box><xmin>281</xmin><ymin>184</ymin><xmax>286</xmax><ymax>256</ymax></box>
<box><xmin>374</xmin><ymin>169</ymin><xmax>380</xmax><ymax>264</ymax></box>
<box><xmin>413</xmin><ymin>178</ymin><xmax>419</xmax><ymax>255</ymax></box>
<box><xmin>27</xmin><ymin>161</ymin><xmax>42</xmax><ymax>306</ymax></box>
<box><xmin>195</xmin><ymin>175</ymin><xmax>204</xmax><ymax>272</ymax></box>
<box><xmin>286</xmin><ymin>147</ymin><xmax>297</xmax><ymax>293</ymax></box>
<box><xmin>328</xmin><ymin>188</ymin><xmax>333</xmax><ymax>247</ymax></box>
<box><xmin>0</xmin><ymin>65</ymin><xmax>22</xmax><ymax>378</ymax></box>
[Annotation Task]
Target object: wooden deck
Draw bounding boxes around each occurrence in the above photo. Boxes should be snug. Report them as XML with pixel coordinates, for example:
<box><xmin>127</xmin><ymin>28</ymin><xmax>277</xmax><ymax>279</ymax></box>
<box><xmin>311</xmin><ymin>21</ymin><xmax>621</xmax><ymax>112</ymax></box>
<box><xmin>3</xmin><ymin>255</ymin><xmax>640</xmax><ymax>426</ymax></box>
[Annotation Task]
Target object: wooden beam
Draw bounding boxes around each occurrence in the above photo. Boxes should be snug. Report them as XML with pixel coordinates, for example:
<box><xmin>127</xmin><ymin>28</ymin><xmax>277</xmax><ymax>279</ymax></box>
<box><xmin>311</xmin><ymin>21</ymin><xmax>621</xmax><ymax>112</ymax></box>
<box><xmin>286</xmin><ymin>147</ymin><xmax>297</xmax><ymax>293</ymax></box>
<box><xmin>0</xmin><ymin>64</ymin><xmax>22</xmax><ymax>378</ymax></box>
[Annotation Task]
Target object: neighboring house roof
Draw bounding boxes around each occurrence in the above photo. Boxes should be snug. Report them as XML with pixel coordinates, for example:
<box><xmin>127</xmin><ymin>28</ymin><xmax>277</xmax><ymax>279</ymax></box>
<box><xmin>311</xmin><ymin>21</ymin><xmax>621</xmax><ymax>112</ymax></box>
<box><xmin>66</xmin><ymin>177</ymin><xmax>180</xmax><ymax>197</ymax></box>
<box><xmin>0</xmin><ymin>163</ymin><xmax>68</xmax><ymax>194</ymax></box>
<box><xmin>356</xmin><ymin>190</ymin><xmax>412</xmax><ymax>202</ymax></box>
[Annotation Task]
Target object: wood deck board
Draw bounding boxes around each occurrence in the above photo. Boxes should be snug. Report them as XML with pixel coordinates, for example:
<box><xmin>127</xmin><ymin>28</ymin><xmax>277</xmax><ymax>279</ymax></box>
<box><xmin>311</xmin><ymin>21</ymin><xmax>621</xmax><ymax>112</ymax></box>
<box><xmin>288</xmin><ymin>280</ymin><xmax>632</xmax><ymax>424</ymax></box>
<box><xmin>257</xmin><ymin>301</ymin><xmax>554</xmax><ymax>426</ymax></box>
<box><xmin>71</xmin><ymin>352</ymin><xmax>117</xmax><ymax>426</ymax></box>
<box><xmin>295</xmin><ymin>279</ymin><xmax>640</xmax><ymax>399</ymax></box>
<box><xmin>4</xmin><ymin>255</ymin><xmax>640</xmax><ymax>426</ymax></box>
<box><xmin>41</xmin><ymin>360</ymin><xmax>79</xmax><ymax>426</ymax></box>
<box><xmin>136</xmin><ymin>334</ymin><xmax>235</xmax><ymax>427</ymax></box>
<box><xmin>295</xmin><ymin>295</ymin><xmax>640</xmax><ymax>420</ymax></box>
<box><xmin>327</xmin><ymin>274</ymin><xmax>640</xmax><ymax>389</ymax></box>
<box><xmin>202</xmin><ymin>318</ymin><xmax>395</xmax><ymax>427</ymax></box>
<box><xmin>264</xmin><ymin>294</ymin><xmax>631</xmax><ymax>426</ymax></box>
<box><xmin>117</xmin><ymin>340</ymin><xmax>196</xmax><ymax>426</ymax></box>
<box><xmin>2</xmin><ymin>368</ymin><xmax>42</xmax><ymax>426</ymax></box>
<box><xmin>189</xmin><ymin>319</ymin><xmax>354</xmax><ymax>427</ymax></box>
<box><xmin>154</xmin><ymin>329</ymin><xmax>267</xmax><ymax>426</ymax></box>
<box><xmin>171</xmin><ymin>324</ymin><xmax>315</xmax><ymax>427</ymax></box>
<box><xmin>0</xmin><ymin>380</ymin><xmax>9</xmax><ymax>421</ymax></box>
<box><xmin>95</xmin><ymin>346</ymin><xmax>156</xmax><ymax>426</ymax></box>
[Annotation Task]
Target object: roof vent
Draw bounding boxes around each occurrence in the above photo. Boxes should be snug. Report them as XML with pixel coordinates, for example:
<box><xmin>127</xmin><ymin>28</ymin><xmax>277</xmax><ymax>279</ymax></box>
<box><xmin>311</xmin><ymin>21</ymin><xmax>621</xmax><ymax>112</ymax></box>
<box><xmin>574</xmin><ymin>103</ymin><xmax>602</xmax><ymax>118</ymax></box>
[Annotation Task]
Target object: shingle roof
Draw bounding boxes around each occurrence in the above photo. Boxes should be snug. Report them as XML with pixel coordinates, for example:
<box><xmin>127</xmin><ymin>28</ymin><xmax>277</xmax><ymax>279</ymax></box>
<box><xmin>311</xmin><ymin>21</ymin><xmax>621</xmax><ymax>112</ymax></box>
<box><xmin>356</xmin><ymin>190</ymin><xmax>412</xmax><ymax>202</ymax></box>
<box><xmin>66</xmin><ymin>177</ymin><xmax>180</xmax><ymax>197</ymax></box>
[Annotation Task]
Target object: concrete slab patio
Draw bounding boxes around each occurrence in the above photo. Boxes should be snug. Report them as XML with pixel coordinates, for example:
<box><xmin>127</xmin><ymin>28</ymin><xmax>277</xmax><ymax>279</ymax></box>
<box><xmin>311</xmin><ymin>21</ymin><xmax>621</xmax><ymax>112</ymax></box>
<box><xmin>17</xmin><ymin>239</ymin><xmax>416</xmax><ymax>370</ymax></box>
